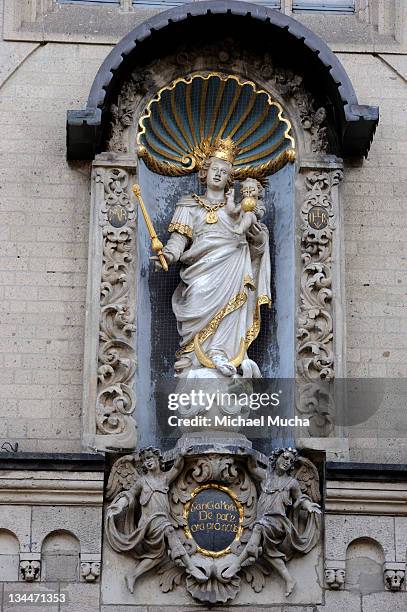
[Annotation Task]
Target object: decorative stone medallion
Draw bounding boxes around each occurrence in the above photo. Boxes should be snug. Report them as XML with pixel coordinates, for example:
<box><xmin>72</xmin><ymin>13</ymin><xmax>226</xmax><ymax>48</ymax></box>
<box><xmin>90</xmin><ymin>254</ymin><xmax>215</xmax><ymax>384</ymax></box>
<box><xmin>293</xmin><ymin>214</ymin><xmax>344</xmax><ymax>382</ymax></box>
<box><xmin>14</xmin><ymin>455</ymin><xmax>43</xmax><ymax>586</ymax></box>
<box><xmin>107</xmin><ymin>204</ymin><xmax>128</xmax><ymax>228</ymax></box>
<box><xmin>183</xmin><ymin>484</ymin><xmax>243</xmax><ymax>557</ymax></box>
<box><xmin>307</xmin><ymin>205</ymin><xmax>328</xmax><ymax>230</ymax></box>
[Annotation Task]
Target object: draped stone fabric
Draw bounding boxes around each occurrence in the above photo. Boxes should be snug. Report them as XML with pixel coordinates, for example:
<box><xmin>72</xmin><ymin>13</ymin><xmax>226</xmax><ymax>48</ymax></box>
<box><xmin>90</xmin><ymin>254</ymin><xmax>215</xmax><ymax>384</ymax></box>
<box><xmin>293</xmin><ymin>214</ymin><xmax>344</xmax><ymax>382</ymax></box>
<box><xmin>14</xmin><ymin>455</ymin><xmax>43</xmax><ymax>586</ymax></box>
<box><xmin>106</xmin><ymin>479</ymin><xmax>183</xmax><ymax>562</ymax></box>
<box><xmin>165</xmin><ymin>196</ymin><xmax>271</xmax><ymax>370</ymax></box>
<box><xmin>255</xmin><ymin>475</ymin><xmax>321</xmax><ymax>560</ymax></box>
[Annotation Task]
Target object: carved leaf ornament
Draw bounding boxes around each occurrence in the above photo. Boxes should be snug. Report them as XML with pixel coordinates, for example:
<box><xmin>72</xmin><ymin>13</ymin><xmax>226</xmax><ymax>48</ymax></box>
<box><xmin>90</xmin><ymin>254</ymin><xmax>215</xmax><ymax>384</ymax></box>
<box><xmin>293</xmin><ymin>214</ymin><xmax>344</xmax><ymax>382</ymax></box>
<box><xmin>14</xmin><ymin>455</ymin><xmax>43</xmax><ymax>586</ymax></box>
<box><xmin>96</xmin><ymin>168</ymin><xmax>137</xmax><ymax>440</ymax></box>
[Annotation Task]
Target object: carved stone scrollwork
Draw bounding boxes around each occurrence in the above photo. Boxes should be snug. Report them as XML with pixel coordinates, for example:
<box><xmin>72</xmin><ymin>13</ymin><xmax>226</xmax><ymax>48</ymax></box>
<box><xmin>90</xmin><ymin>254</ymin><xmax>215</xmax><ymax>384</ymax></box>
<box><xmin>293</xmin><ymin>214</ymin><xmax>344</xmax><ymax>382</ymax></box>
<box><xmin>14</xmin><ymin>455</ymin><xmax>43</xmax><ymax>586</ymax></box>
<box><xmin>169</xmin><ymin>453</ymin><xmax>258</xmax><ymax>529</ymax></box>
<box><xmin>109</xmin><ymin>68</ymin><xmax>153</xmax><ymax>153</ymax></box>
<box><xmin>168</xmin><ymin>452</ymin><xmax>258</xmax><ymax>604</ymax></box>
<box><xmin>297</xmin><ymin>170</ymin><xmax>343</xmax><ymax>382</ymax></box>
<box><xmin>296</xmin><ymin>168</ymin><xmax>343</xmax><ymax>437</ymax></box>
<box><xmin>296</xmin><ymin>382</ymin><xmax>335</xmax><ymax>438</ymax></box>
<box><xmin>95</xmin><ymin>166</ymin><xmax>137</xmax><ymax>448</ymax></box>
<box><xmin>257</xmin><ymin>59</ymin><xmax>328</xmax><ymax>154</ymax></box>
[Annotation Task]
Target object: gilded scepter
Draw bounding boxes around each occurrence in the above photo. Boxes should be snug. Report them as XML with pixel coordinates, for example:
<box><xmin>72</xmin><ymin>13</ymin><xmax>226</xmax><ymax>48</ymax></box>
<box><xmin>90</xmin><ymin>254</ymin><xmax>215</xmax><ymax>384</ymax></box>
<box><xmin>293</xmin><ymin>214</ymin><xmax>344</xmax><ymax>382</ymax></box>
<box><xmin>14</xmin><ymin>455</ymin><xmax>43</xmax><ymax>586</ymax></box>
<box><xmin>132</xmin><ymin>183</ymin><xmax>168</xmax><ymax>272</ymax></box>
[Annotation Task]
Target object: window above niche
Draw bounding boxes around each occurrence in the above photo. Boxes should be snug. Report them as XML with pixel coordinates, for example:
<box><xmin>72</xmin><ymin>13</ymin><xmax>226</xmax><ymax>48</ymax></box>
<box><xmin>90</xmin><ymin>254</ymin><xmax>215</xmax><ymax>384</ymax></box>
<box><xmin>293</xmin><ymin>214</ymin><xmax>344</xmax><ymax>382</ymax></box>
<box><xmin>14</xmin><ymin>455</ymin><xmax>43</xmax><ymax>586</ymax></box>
<box><xmin>132</xmin><ymin>0</ymin><xmax>187</xmax><ymax>7</ymax></box>
<box><xmin>131</xmin><ymin>1</ymin><xmax>281</xmax><ymax>7</ymax></box>
<box><xmin>57</xmin><ymin>0</ymin><xmax>119</xmax><ymax>4</ymax></box>
<box><xmin>4</xmin><ymin>0</ymin><xmax>403</xmax><ymax>50</ymax></box>
<box><xmin>293</xmin><ymin>0</ymin><xmax>355</xmax><ymax>13</ymax></box>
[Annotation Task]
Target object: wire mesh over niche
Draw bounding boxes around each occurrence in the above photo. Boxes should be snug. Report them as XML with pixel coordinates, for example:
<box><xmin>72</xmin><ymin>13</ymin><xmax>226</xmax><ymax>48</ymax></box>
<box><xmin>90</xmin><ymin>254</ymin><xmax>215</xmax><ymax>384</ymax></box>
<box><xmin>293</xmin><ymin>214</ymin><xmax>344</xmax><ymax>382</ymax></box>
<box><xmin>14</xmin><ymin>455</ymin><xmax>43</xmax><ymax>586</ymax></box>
<box><xmin>134</xmin><ymin>73</ymin><xmax>296</xmax><ymax>448</ymax></box>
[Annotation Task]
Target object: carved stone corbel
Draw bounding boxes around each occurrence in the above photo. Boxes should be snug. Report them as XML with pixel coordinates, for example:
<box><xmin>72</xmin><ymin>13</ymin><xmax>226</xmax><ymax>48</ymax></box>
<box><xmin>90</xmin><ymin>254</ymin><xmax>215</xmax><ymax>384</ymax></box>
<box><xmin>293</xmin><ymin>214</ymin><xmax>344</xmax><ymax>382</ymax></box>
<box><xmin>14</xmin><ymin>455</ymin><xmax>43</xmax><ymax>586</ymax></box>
<box><xmin>384</xmin><ymin>562</ymin><xmax>405</xmax><ymax>591</ymax></box>
<box><xmin>20</xmin><ymin>560</ymin><xmax>41</xmax><ymax>582</ymax></box>
<box><xmin>325</xmin><ymin>568</ymin><xmax>345</xmax><ymax>590</ymax></box>
<box><xmin>81</xmin><ymin>562</ymin><xmax>101</xmax><ymax>583</ymax></box>
<box><xmin>324</xmin><ymin>560</ymin><xmax>346</xmax><ymax>590</ymax></box>
<box><xmin>82</xmin><ymin>156</ymin><xmax>138</xmax><ymax>452</ymax></box>
<box><xmin>105</xmin><ymin>448</ymin><xmax>322</xmax><ymax>604</ymax></box>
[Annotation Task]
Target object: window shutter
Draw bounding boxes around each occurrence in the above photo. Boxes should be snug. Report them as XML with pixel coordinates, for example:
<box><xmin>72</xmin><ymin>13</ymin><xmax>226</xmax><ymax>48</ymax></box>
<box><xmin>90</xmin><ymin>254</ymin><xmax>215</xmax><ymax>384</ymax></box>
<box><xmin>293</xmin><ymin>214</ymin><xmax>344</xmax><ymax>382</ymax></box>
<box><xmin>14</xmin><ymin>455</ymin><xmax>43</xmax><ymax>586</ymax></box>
<box><xmin>293</xmin><ymin>0</ymin><xmax>355</xmax><ymax>12</ymax></box>
<box><xmin>133</xmin><ymin>0</ymin><xmax>187</xmax><ymax>6</ymax></box>
<box><xmin>58</xmin><ymin>1</ymin><xmax>119</xmax><ymax>5</ymax></box>
<box><xmin>133</xmin><ymin>1</ymin><xmax>280</xmax><ymax>7</ymax></box>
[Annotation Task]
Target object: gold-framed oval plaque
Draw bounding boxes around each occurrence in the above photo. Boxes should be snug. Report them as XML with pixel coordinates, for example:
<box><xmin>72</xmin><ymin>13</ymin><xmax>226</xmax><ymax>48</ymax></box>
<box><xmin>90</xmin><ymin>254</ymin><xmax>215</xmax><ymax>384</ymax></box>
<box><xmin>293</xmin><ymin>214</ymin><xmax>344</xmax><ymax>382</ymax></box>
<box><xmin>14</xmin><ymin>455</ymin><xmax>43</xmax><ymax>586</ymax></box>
<box><xmin>183</xmin><ymin>484</ymin><xmax>244</xmax><ymax>557</ymax></box>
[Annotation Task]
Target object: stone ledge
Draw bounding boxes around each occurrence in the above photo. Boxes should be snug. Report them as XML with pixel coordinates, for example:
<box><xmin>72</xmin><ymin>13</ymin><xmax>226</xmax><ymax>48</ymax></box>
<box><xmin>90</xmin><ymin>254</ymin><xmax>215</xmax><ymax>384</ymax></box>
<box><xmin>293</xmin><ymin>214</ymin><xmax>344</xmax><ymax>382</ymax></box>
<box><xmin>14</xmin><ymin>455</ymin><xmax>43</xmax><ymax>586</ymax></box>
<box><xmin>0</xmin><ymin>469</ymin><xmax>104</xmax><ymax>506</ymax></box>
<box><xmin>326</xmin><ymin>480</ymin><xmax>407</xmax><ymax>515</ymax></box>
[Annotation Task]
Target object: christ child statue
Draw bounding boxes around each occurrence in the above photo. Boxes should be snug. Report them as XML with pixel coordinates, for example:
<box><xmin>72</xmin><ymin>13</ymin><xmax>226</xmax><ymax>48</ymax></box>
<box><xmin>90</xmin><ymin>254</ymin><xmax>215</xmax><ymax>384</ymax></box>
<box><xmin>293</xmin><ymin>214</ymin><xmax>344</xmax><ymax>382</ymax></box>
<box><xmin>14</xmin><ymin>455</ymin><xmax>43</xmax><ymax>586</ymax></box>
<box><xmin>232</xmin><ymin>177</ymin><xmax>265</xmax><ymax>236</ymax></box>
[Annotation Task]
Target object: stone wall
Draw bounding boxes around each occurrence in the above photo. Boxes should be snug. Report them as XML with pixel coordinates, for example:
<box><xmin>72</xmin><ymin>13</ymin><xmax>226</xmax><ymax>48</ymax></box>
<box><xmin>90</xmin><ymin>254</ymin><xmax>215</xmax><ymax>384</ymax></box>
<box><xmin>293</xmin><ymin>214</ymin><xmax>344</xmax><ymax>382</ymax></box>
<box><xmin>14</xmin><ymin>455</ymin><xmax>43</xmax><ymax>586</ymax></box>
<box><xmin>341</xmin><ymin>52</ymin><xmax>407</xmax><ymax>379</ymax></box>
<box><xmin>0</xmin><ymin>4</ymin><xmax>406</xmax><ymax>454</ymax></box>
<box><xmin>0</xmin><ymin>0</ymin><xmax>112</xmax><ymax>452</ymax></box>
<box><xmin>339</xmin><ymin>52</ymin><xmax>407</xmax><ymax>462</ymax></box>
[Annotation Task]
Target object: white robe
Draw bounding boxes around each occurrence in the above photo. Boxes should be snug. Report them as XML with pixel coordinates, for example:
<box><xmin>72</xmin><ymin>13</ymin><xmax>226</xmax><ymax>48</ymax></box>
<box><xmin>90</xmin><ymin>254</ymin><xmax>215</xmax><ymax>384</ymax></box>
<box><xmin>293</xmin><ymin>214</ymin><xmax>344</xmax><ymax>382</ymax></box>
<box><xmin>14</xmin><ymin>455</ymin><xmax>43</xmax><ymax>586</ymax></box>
<box><xmin>164</xmin><ymin>196</ymin><xmax>271</xmax><ymax>372</ymax></box>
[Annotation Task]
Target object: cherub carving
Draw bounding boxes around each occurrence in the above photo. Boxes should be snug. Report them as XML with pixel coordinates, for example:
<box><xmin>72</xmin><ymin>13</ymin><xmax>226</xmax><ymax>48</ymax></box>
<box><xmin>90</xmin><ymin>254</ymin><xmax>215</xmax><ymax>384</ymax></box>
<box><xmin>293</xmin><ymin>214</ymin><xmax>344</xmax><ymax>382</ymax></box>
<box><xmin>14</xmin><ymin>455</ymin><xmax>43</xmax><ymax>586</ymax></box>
<box><xmin>223</xmin><ymin>448</ymin><xmax>321</xmax><ymax>597</ymax></box>
<box><xmin>106</xmin><ymin>447</ymin><xmax>207</xmax><ymax>592</ymax></box>
<box><xmin>232</xmin><ymin>177</ymin><xmax>266</xmax><ymax>236</ymax></box>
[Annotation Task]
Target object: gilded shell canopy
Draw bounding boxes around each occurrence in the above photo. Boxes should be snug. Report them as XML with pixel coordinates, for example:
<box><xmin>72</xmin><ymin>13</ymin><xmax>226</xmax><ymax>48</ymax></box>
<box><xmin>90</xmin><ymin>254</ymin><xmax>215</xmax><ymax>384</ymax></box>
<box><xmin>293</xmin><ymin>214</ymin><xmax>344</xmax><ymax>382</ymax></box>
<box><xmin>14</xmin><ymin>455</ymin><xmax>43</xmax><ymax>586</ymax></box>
<box><xmin>137</xmin><ymin>73</ymin><xmax>295</xmax><ymax>180</ymax></box>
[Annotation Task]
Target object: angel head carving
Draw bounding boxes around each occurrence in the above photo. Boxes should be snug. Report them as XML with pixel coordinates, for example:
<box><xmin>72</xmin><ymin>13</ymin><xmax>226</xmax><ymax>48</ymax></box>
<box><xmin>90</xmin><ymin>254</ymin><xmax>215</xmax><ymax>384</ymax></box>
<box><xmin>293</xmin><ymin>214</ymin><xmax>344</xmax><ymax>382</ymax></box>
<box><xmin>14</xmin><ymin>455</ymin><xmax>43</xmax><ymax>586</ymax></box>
<box><xmin>269</xmin><ymin>447</ymin><xmax>299</xmax><ymax>474</ymax></box>
<box><xmin>139</xmin><ymin>446</ymin><xmax>165</xmax><ymax>472</ymax></box>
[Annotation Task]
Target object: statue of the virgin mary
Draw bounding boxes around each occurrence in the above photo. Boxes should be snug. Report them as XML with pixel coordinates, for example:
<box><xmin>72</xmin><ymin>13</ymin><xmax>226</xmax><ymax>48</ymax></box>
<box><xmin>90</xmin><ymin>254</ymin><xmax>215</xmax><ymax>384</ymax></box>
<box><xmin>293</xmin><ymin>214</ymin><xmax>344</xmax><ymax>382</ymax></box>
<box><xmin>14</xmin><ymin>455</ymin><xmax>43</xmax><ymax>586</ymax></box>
<box><xmin>136</xmin><ymin>73</ymin><xmax>295</xmax><ymax>379</ymax></box>
<box><xmin>155</xmin><ymin>138</ymin><xmax>271</xmax><ymax>378</ymax></box>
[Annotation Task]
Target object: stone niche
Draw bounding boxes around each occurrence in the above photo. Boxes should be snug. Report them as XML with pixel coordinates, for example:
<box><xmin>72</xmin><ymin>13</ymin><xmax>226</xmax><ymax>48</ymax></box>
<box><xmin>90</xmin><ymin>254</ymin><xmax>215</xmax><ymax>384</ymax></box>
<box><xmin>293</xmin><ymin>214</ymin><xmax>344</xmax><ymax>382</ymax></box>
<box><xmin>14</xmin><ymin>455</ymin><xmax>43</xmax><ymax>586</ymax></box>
<box><xmin>75</xmin><ymin>4</ymin><xmax>377</xmax><ymax>458</ymax></box>
<box><xmin>135</xmin><ymin>159</ymin><xmax>296</xmax><ymax>452</ymax></box>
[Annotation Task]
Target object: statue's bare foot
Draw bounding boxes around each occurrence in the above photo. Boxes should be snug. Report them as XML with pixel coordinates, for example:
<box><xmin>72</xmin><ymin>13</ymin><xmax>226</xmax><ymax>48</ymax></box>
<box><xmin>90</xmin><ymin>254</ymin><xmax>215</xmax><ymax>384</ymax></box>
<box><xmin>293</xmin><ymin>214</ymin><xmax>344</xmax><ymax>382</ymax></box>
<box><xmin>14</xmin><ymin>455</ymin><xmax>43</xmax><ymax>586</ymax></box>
<box><xmin>211</xmin><ymin>354</ymin><xmax>237</xmax><ymax>377</ymax></box>
<box><xmin>217</xmin><ymin>362</ymin><xmax>237</xmax><ymax>377</ymax></box>
<box><xmin>222</xmin><ymin>561</ymin><xmax>240</xmax><ymax>579</ymax></box>
<box><xmin>125</xmin><ymin>574</ymin><xmax>135</xmax><ymax>594</ymax></box>
<box><xmin>285</xmin><ymin>577</ymin><xmax>296</xmax><ymax>597</ymax></box>
<box><xmin>188</xmin><ymin>566</ymin><xmax>208</xmax><ymax>583</ymax></box>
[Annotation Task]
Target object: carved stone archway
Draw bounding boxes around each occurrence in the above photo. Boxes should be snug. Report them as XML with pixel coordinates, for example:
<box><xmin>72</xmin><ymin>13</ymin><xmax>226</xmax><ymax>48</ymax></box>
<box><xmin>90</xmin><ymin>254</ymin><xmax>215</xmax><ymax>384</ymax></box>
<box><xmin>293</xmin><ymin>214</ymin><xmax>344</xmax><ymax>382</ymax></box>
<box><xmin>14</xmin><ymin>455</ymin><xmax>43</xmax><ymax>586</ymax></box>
<box><xmin>70</xmin><ymin>2</ymin><xmax>379</xmax><ymax>453</ymax></box>
<box><xmin>67</xmin><ymin>0</ymin><xmax>378</xmax><ymax>160</ymax></box>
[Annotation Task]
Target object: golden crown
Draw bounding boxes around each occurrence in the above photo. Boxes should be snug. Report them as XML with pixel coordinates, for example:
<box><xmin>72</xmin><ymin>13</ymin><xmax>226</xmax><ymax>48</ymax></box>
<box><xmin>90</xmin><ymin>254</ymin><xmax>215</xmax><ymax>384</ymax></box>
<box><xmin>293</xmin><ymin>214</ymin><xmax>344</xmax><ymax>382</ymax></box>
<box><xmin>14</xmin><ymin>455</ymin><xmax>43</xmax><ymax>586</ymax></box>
<box><xmin>210</xmin><ymin>137</ymin><xmax>239</xmax><ymax>165</ymax></box>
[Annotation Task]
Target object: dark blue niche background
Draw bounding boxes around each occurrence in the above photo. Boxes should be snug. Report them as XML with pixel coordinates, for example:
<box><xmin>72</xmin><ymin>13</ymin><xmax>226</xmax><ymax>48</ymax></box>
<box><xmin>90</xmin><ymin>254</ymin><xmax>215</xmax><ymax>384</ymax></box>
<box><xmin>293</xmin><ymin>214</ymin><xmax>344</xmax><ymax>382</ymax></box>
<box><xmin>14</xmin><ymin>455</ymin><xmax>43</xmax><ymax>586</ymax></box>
<box><xmin>136</xmin><ymin>161</ymin><xmax>295</xmax><ymax>449</ymax></box>
<box><xmin>187</xmin><ymin>487</ymin><xmax>240</xmax><ymax>553</ymax></box>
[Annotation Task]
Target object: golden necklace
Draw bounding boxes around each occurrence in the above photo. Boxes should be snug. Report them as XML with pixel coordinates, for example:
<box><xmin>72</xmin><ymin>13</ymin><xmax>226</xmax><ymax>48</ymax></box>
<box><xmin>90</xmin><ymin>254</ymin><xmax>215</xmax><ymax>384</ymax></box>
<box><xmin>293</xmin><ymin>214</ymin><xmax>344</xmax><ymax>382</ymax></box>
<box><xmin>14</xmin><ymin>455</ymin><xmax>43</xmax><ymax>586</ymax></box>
<box><xmin>193</xmin><ymin>194</ymin><xmax>226</xmax><ymax>224</ymax></box>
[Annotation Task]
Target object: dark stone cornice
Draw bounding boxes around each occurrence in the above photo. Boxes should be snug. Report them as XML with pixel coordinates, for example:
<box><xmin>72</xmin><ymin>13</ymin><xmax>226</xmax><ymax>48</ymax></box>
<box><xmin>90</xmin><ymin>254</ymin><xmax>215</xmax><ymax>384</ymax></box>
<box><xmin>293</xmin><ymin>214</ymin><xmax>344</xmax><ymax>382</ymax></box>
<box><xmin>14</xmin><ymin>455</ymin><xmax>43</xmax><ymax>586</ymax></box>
<box><xmin>0</xmin><ymin>452</ymin><xmax>105</xmax><ymax>472</ymax></box>
<box><xmin>327</xmin><ymin>462</ymin><xmax>407</xmax><ymax>482</ymax></box>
